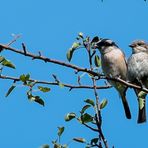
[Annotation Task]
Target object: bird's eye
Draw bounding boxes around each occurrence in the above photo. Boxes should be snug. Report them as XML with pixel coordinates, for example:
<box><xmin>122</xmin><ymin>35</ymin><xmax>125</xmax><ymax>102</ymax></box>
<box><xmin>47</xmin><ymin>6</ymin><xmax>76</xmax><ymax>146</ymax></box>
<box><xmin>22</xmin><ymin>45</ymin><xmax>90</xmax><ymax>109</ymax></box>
<box><xmin>137</xmin><ymin>43</ymin><xmax>142</xmax><ymax>46</ymax></box>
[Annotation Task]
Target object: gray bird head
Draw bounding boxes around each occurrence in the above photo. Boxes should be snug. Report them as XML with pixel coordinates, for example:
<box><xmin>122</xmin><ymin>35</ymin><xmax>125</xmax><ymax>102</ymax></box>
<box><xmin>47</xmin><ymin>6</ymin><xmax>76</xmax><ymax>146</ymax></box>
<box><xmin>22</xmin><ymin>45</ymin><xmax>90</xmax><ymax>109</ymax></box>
<box><xmin>92</xmin><ymin>38</ymin><xmax>119</xmax><ymax>54</ymax></box>
<box><xmin>129</xmin><ymin>40</ymin><xmax>148</xmax><ymax>54</ymax></box>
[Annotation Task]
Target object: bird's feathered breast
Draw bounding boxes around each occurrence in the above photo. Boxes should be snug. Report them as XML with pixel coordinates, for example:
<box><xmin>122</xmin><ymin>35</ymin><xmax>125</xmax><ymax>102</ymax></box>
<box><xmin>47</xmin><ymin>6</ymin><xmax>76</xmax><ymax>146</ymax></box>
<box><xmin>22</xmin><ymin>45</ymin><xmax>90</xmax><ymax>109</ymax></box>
<box><xmin>127</xmin><ymin>52</ymin><xmax>148</xmax><ymax>82</ymax></box>
<box><xmin>101</xmin><ymin>48</ymin><xmax>127</xmax><ymax>80</ymax></box>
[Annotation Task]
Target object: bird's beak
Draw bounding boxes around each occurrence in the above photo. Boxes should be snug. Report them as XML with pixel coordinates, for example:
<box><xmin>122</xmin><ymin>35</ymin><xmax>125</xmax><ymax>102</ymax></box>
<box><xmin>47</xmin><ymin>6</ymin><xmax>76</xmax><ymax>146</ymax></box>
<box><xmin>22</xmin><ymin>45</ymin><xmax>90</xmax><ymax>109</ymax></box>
<box><xmin>92</xmin><ymin>40</ymin><xmax>103</xmax><ymax>49</ymax></box>
<box><xmin>129</xmin><ymin>44</ymin><xmax>134</xmax><ymax>48</ymax></box>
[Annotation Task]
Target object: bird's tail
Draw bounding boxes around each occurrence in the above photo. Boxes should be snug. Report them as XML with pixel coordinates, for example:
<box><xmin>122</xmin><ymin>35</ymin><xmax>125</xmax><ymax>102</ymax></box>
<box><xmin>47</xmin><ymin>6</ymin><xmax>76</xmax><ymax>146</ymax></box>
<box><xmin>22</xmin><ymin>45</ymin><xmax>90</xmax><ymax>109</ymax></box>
<box><xmin>120</xmin><ymin>92</ymin><xmax>132</xmax><ymax>119</ymax></box>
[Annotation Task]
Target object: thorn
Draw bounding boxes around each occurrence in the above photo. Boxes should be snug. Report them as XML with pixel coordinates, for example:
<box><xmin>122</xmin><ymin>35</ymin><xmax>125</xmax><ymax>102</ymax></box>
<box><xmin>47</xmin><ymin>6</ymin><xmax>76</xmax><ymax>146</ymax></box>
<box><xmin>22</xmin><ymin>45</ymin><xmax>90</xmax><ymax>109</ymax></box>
<box><xmin>22</xmin><ymin>43</ymin><xmax>27</xmax><ymax>55</ymax></box>
<box><xmin>38</xmin><ymin>51</ymin><xmax>42</xmax><ymax>56</ymax></box>
<box><xmin>74</xmin><ymin>70</ymin><xmax>79</xmax><ymax>74</ymax></box>
<box><xmin>78</xmin><ymin>76</ymin><xmax>81</xmax><ymax>86</ymax></box>
<box><xmin>52</xmin><ymin>74</ymin><xmax>60</xmax><ymax>83</ymax></box>
<box><xmin>44</xmin><ymin>58</ymin><xmax>48</xmax><ymax>63</ymax></box>
<box><xmin>104</xmin><ymin>81</ymin><xmax>108</xmax><ymax>85</ymax></box>
<box><xmin>69</xmin><ymin>88</ymin><xmax>72</xmax><ymax>91</ymax></box>
<box><xmin>0</xmin><ymin>46</ymin><xmax>4</xmax><ymax>52</ymax></box>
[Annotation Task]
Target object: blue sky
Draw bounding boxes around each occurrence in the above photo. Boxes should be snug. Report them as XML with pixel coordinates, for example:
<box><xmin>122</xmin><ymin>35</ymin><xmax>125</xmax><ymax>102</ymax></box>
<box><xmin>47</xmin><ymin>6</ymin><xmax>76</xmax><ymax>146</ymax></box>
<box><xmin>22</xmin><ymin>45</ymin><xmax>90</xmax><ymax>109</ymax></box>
<box><xmin>0</xmin><ymin>0</ymin><xmax>148</xmax><ymax>148</ymax></box>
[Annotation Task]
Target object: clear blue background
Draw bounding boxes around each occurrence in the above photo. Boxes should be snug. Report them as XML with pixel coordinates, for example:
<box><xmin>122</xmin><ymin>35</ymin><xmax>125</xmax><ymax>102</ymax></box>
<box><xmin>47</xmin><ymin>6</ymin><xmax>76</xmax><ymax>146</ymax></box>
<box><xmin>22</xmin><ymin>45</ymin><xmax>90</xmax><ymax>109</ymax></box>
<box><xmin>0</xmin><ymin>0</ymin><xmax>148</xmax><ymax>147</ymax></box>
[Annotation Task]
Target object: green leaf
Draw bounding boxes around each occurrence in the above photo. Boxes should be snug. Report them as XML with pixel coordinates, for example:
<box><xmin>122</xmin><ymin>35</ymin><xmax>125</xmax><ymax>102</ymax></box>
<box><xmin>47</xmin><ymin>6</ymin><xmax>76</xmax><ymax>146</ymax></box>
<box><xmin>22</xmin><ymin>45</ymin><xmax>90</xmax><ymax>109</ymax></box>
<box><xmin>5</xmin><ymin>84</ymin><xmax>16</xmax><ymax>97</ymax></box>
<box><xmin>138</xmin><ymin>91</ymin><xmax>146</xmax><ymax>110</ymax></box>
<box><xmin>28</xmin><ymin>95</ymin><xmax>45</xmax><ymax>106</ymax></box>
<box><xmin>90</xmin><ymin>138</ymin><xmax>99</xmax><ymax>145</ymax></box>
<box><xmin>138</xmin><ymin>91</ymin><xmax>147</xmax><ymax>98</ymax></box>
<box><xmin>78</xmin><ymin>32</ymin><xmax>84</xmax><ymax>39</ymax></box>
<box><xmin>25</xmin><ymin>73</ymin><xmax>30</xmax><ymax>80</ymax></box>
<box><xmin>66</xmin><ymin>42</ymin><xmax>81</xmax><ymax>62</ymax></box>
<box><xmin>73</xmin><ymin>138</ymin><xmax>86</xmax><ymax>143</ymax></box>
<box><xmin>38</xmin><ymin>86</ymin><xmax>51</xmax><ymax>92</ymax></box>
<box><xmin>34</xmin><ymin>96</ymin><xmax>45</xmax><ymax>106</ymax></box>
<box><xmin>27</xmin><ymin>90</ymin><xmax>32</xmax><ymax>99</ymax></box>
<box><xmin>52</xmin><ymin>142</ymin><xmax>61</xmax><ymax>148</ymax></box>
<box><xmin>84</xmin><ymin>99</ymin><xmax>95</xmax><ymax>107</ymax></box>
<box><xmin>62</xmin><ymin>144</ymin><xmax>68</xmax><ymax>148</ymax></box>
<box><xmin>20</xmin><ymin>74</ymin><xmax>30</xmax><ymax>83</ymax></box>
<box><xmin>72</xmin><ymin>42</ymin><xmax>81</xmax><ymax>49</ymax></box>
<box><xmin>58</xmin><ymin>126</ymin><xmax>65</xmax><ymax>137</ymax></box>
<box><xmin>52</xmin><ymin>141</ymin><xmax>64</xmax><ymax>148</ymax></box>
<box><xmin>100</xmin><ymin>99</ymin><xmax>108</xmax><ymax>109</ymax></box>
<box><xmin>2</xmin><ymin>59</ymin><xmax>15</xmax><ymax>69</ymax></box>
<box><xmin>80</xmin><ymin>105</ymin><xmax>91</xmax><ymax>114</ymax></box>
<box><xmin>81</xmin><ymin>113</ymin><xmax>93</xmax><ymax>123</ymax></box>
<box><xmin>28</xmin><ymin>95</ymin><xmax>35</xmax><ymax>101</ymax></box>
<box><xmin>65</xmin><ymin>113</ymin><xmax>76</xmax><ymax>121</ymax></box>
<box><xmin>41</xmin><ymin>144</ymin><xmax>50</xmax><ymax>148</ymax></box>
<box><xmin>66</xmin><ymin>48</ymin><xmax>74</xmax><ymax>62</ymax></box>
<box><xmin>20</xmin><ymin>74</ymin><xmax>26</xmax><ymax>82</ymax></box>
<box><xmin>138</xmin><ymin>91</ymin><xmax>147</xmax><ymax>110</ymax></box>
<box><xmin>139</xmin><ymin>98</ymin><xmax>145</xmax><ymax>110</ymax></box>
<box><xmin>0</xmin><ymin>56</ymin><xmax>5</xmax><ymax>63</ymax></box>
<box><xmin>94</xmin><ymin>55</ymin><xmax>101</xmax><ymax>67</ymax></box>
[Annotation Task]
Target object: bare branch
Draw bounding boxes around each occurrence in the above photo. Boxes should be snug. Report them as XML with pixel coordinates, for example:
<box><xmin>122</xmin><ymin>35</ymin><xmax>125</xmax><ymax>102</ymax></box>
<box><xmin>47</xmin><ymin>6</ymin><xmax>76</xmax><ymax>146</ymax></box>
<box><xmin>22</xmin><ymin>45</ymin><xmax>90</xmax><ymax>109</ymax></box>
<box><xmin>0</xmin><ymin>74</ymin><xmax>111</xmax><ymax>90</ymax></box>
<box><xmin>100</xmin><ymin>76</ymin><xmax>148</xmax><ymax>93</ymax></box>
<box><xmin>0</xmin><ymin>43</ymin><xmax>99</xmax><ymax>76</ymax></box>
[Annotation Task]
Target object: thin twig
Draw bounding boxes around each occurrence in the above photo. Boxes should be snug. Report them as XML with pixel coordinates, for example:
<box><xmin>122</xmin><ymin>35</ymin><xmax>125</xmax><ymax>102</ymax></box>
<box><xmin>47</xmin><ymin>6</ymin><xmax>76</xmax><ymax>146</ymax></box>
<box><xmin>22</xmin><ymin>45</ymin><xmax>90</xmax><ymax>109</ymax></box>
<box><xmin>7</xmin><ymin>34</ymin><xmax>21</xmax><ymax>46</ymax></box>
<box><xmin>82</xmin><ymin>122</ymin><xmax>99</xmax><ymax>132</ymax></box>
<box><xmin>95</xmin><ymin>114</ymin><xmax>108</xmax><ymax>148</ymax></box>
<box><xmin>0</xmin><ymin>74</ymin><xmax>111</xmax><ymax>90</ymax></box>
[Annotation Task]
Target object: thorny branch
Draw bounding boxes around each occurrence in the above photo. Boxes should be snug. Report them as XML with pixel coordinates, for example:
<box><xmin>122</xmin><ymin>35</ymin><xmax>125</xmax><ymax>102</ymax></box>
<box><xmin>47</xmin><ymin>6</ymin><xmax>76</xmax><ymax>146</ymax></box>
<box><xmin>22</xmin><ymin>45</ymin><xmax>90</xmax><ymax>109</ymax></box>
<box><xmin>0</xmin><ymin>75</ymin><xmax>112</xmax><ymax>90</ymax></box>
<box><xmin>0</xmin><ymin>43</ymin><xmax>98</xmax><ymax>76</ymax></box>
<box><xmin>0</xmin><ymin>43</ymin><xmax>147</xmax><ymax>93</ymax></box>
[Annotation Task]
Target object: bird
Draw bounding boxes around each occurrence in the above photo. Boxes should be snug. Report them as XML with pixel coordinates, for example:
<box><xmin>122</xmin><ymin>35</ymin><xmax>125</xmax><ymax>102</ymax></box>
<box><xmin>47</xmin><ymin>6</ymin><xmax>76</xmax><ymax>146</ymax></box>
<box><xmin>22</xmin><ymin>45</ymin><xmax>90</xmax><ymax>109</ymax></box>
<box><xmin>127</xmin><ymin>40</ymin><xmax>148</xmax><ymax>123</ymax></box>
<box><xmin>92</xmin><ymin>37</ymin><xmax>131</xmax><ymax>119</ymax></box>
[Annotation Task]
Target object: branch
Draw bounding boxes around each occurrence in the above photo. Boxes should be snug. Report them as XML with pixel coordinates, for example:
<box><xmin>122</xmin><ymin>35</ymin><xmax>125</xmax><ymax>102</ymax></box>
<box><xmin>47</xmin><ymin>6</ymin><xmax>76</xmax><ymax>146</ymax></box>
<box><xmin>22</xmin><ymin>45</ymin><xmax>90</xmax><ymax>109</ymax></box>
<box><xmin>0</xmin><ymin>74</ymin><xmax>112</xmax><ymax>90</ymax></box>
<box><xmin>95</xmin><ymin>114</ymin><xmax>108</xmax><ymax>148</ymax></box>
<box><xmin>101</xmin><ymin>76</ymin><xmax>148</xmax><ymax>93</ymax></box>
<box><xmin>0</xmin><ymin>43</ymin><xmax>148</xmax><ymax>94</ymax></box>
<box><xmin>0</xmin><ymin>44</ymin><xmax>99</xmax><ymax>76</ymax></box>
<box><xmin>82</xmin><ymin>122</ymin><xmax>99</xmax><ymax>132</ymax></box>
<box><xmin>87</xmin><ymin>40</ymin><xmax>108</xmax><ymax>148</ymax></box>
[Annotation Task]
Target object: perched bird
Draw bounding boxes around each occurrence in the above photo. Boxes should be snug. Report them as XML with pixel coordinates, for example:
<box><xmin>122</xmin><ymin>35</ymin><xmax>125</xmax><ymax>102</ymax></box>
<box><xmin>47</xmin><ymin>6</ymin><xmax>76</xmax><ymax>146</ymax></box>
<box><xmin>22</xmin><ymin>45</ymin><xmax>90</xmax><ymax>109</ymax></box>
<box><xmin>127</xmin><ymin>40</ymin><xmax>148</xmax><ymax>123</ymax></box>
<box><xmin>92</xmin><ymin>37</ymin><xmax>131</xmax><ymax>119</ymax></box>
